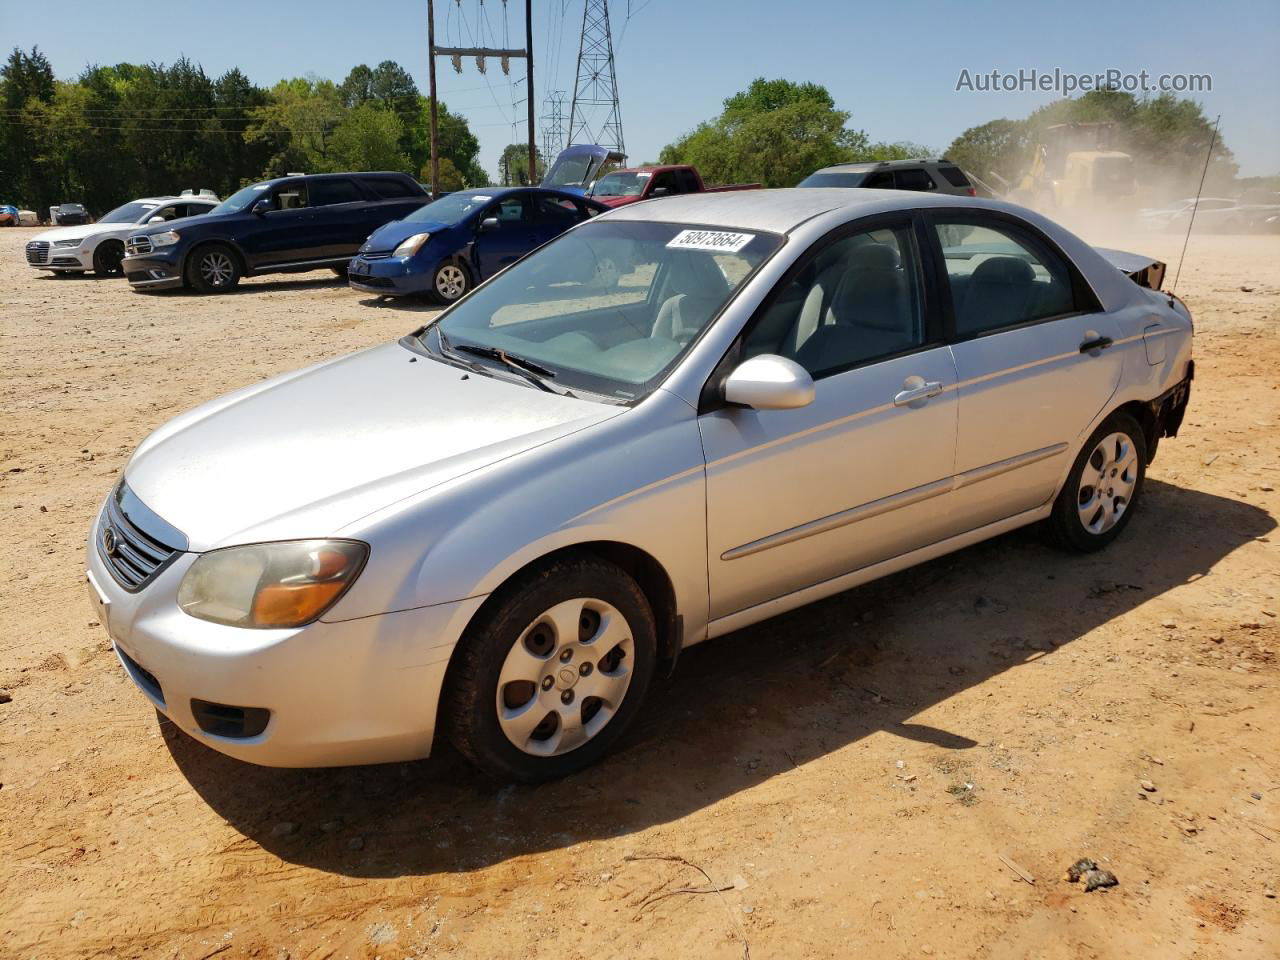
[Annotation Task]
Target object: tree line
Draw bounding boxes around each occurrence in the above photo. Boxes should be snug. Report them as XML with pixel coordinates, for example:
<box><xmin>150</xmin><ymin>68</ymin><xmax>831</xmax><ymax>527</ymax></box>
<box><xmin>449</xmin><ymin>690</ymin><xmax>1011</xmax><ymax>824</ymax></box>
<box><xmin>0</xmin><ymin>47</ymin><xmax>489</xmax><ymax>215</ymax></box>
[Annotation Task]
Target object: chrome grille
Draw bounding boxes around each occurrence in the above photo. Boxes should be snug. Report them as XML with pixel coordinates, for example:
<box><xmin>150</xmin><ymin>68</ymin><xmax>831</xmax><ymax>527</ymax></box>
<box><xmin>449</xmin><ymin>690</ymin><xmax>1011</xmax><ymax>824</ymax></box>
<box><xmin>25</xmin><ymin>241</ymin><xmax>49</xmax><ymax>264</ymax></box>
<box><xmin>125</xmin><ymin>236</ymin><xmax>153</xmax><ymax>256</ymax></box>
<box><xmin>97</xmin><ymin>486</ymin><xmax>182</xmax><ymax>591</ymax></box>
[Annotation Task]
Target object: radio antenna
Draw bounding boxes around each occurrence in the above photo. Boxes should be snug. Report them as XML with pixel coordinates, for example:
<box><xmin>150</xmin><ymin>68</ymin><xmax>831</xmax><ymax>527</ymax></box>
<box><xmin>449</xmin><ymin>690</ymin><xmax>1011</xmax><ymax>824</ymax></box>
<box><xmin>1170</xmin><ymin>114</ymin><xmax>1221</xmax><ymax>296</ymax></box>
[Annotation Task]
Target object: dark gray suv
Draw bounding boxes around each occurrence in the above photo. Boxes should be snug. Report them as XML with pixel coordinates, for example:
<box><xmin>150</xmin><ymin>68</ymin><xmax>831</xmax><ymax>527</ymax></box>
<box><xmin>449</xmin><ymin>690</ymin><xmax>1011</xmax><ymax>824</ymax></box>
<box><xmin>798</xmin><ymin>159</ymin><xmax>979</xmax><ymax>196</ymax></box>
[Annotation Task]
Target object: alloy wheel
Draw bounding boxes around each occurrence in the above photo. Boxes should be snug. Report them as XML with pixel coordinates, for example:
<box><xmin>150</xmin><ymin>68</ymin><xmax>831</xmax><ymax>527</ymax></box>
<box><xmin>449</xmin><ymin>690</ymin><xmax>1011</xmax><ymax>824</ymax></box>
<box><xmin>495</xmin><ymin>597</ymin><xmax>635</xmax><ymax>757</ymax></box>
<box><xmin>436</xmin><ymin>264</ymin><xmax>467</xmax><ymax>300</ymax></box>
<box><xmin>1077</xmin><ymin>431</ymin><xmax>1138</xmax><ymax>535</ymax></box>
<box><xmin>200</xmin><ymin>251</ymin><xmax>235</xmax><ymax>287</ymax></box>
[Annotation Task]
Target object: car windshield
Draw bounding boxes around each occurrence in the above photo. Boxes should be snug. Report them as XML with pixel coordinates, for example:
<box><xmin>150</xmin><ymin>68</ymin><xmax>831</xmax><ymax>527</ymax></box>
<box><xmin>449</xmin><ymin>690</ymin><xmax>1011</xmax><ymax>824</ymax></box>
<box><xmin>797</xmin><ymin>172</ymin><xmax>870</xmax><ymax>188</ymax></box>
<box><xmin>99</xmin><ymin>201</ymin><xmax>162</xmax><ymax>224</ymax></box>
<box><xmin>591</xmin><ymin>172</ymin><xmax>649</xmax><ymax>198</ymax></box>
<box><xmin>404</xmin><ymin>192</ymin><xmax>496</xmax><ymax>224</ymax></box>
<box><xmin>427</xmin><ymin>220</ymin><xmax>781</xmax><ymax>400</ymax></box>
<box><xmin>208</xmin><ymin>182</ymin><xmax>271</xmax><ymax>216</ymax></box>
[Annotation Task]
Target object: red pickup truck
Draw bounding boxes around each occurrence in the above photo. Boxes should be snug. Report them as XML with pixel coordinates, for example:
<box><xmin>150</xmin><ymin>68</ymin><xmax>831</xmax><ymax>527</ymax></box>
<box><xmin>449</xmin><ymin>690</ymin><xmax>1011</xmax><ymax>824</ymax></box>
<box><xmin>587</xmin><ymin>165</ymin><xmax>762</xmax><ymax>208</ymax></box>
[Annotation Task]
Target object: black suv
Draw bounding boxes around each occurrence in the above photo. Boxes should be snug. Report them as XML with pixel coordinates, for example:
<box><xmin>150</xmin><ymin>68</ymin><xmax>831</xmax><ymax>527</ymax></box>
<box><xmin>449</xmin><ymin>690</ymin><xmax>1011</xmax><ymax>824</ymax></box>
<box><xmin>122</xmin><ymin>172</ymin><xmax>429</xmax><ymax>293</ymax></box>
<box><xmin>798</xmin><ymin>159</ymin><xmax>980</xmax><ymax>196</ymax></box>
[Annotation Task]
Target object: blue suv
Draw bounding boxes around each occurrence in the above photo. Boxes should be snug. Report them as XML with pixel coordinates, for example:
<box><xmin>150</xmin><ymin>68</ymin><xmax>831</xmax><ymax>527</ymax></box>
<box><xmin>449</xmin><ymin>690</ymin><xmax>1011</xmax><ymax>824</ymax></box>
<box><xmin>347</xmin><ymin>187</ymin><xmax>606</xmax><ymax>303</ymax></box>
<box><xmin>122</xmin><ymin>172</ymin><xmax>429</xmax><ymax>293</ymax></box>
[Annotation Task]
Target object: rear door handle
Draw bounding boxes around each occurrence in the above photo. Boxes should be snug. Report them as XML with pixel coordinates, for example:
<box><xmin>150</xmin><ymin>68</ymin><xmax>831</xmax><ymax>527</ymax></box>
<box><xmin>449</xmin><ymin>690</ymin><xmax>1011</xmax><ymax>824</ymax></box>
<box><xmin>893</xmin><ymin>379</ymin><xmax>944</xmax><ymax>407</ymax></box>
<box><xmin>1079</xmin><ymin>335</ymin><xmax>1114</xmax><ymax>353</ymax></box>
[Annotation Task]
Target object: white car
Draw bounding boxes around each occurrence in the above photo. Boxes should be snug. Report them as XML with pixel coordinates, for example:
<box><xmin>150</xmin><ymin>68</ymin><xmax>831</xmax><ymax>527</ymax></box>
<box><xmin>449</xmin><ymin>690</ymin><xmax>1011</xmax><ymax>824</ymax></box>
<box><xmin>86</xmin><ymin>189</ymin><xmax>1193</xmax><ymax>781</ymax></box>
<box><xmin>25</xmin><ymin>194</ymin><xmax>219</xmax><ymax>277</ymax></box>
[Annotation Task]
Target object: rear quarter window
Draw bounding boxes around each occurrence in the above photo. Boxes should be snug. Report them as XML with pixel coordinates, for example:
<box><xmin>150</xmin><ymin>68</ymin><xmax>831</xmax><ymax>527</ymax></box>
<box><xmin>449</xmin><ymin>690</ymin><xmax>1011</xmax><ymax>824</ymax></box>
<box><xmin>938</xmin><ymin>166</ymin><xmax>971</xmax><ymax>188</ymax></box>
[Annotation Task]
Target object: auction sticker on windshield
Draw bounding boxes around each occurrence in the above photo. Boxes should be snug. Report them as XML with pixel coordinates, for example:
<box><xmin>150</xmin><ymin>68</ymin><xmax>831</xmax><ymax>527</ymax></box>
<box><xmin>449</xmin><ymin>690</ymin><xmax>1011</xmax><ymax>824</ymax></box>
<box><xmin>667</xmin><ymin>229</ymin><xmax>754</xmax><ymax>253</ymax></box>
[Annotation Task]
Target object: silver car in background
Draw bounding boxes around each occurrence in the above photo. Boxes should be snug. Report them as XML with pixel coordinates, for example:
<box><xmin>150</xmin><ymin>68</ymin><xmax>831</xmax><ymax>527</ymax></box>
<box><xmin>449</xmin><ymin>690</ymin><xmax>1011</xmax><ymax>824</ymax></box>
<box><xmin>86</xmin><ymin>189</ymin><xmax>1193</xmax><ymax>781</ymax></box>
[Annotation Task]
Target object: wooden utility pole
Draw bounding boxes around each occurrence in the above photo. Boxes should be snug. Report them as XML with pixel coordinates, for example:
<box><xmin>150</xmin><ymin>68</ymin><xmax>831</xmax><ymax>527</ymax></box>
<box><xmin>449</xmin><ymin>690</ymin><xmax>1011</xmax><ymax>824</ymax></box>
<box><xmin>427</xmin><ymin>0</ymin><xmax>440</xmax><ymax>196</ymax></box>
<box><xmin>525</xmin><ymin>0</ymin><xmax>537</xmax><ymax>183</ymax></box>
<box><xmin>426</xmin><ymin>0</ymin><xmax>536</xmax><ymax>192</ymax></box>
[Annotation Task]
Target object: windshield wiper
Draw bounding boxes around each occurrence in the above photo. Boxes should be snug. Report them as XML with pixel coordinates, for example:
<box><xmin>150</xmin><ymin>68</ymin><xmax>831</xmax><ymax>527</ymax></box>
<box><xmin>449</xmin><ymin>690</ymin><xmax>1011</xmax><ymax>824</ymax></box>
<box><xmin>451</xmin><ymin>343</ymin><xmax>568</xmax><ymax>395</ymax></box>
<box><xmin>453</xmin><ymin>343</ymin><xmax>556</xmax><ymax>378</ymax></box>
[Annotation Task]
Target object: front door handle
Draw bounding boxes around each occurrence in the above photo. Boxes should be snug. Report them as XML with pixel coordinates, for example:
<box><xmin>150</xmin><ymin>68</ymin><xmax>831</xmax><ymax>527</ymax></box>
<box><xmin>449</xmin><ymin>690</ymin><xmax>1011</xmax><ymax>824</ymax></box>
<box><xmin>893</xmin><ymin>377</ymin><xmax>944</xmax><ymax>407</ymax></box>
<box><xmin>1079</xmin><ymin>334</ymin><xmax>1114</xmax><ymax>353</ymax></box>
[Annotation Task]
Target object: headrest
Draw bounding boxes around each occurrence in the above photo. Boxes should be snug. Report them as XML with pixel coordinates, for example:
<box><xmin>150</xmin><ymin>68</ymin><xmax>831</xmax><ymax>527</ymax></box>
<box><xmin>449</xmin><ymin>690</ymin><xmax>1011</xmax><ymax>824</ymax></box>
<box><xmin>972</xmin><ymin>256</ymin><xmax>1035</xmax><ymax>284</ymax></box>
<box><xmin>665</xmin><ymin>252</ymin><xmax>729</xmax><ymax>298</ymax></box>
<box><xmin>846</xmin><ymin>243</ymin><xmax>901</xmax><ymax>272</ymax></box>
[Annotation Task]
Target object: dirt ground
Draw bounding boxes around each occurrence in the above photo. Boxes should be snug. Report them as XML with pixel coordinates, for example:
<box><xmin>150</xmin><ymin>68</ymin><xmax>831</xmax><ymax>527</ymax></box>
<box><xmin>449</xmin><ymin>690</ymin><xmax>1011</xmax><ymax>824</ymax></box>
<box><xmin>1</xmin><ymin>223</ymin><xmax>1277</xmax><ymax>960</ymax></box>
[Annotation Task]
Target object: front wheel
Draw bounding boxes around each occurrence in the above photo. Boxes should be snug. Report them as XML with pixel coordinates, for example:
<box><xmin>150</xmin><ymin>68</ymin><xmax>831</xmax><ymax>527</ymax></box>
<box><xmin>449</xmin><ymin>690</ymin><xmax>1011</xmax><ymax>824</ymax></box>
<box><xmin>1046</xmin><ymin>412</ymin><xmax>1146</xmax><ymax>552</ymax></box>
<box><xmin>185</xmin><ymin>243</ymin><xmax>241</xmax><ymax>293</ymax></box>
<box><xmin>445</xmin><ymin>557</ymin><xmax>657</xmax><ymax>782</ymax></box>
<box><xmin>430</xmin><ymin>260</ymin><xmax>470</xmax><ymax>304</ymax></box>
<box><xmin>93</xmin><ymin>240</ymin><xmax>125</xmax><ymax>277</ymax></box>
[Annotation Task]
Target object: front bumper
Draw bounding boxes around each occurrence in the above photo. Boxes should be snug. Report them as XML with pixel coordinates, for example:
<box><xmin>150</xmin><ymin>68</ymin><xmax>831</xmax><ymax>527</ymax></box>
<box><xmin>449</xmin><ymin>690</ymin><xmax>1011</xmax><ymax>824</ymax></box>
<box><xmin>348</xmin><ymin>254</ymin><xmax>433</xmax><ymax>297</ymax></box>
<box><xmin>85</xmin><ymin>510</ymin><xmax>484</xmax><ymax>767</ymax></box>
<box><xmin>123</xmin><ymin>250</ymin><xmax>185</xmax><ymax>290</ymax></box>
<box><xmin>27</xmin><ymin>244</ymin><xmax>91</xmax><ymax>270</ymax></box>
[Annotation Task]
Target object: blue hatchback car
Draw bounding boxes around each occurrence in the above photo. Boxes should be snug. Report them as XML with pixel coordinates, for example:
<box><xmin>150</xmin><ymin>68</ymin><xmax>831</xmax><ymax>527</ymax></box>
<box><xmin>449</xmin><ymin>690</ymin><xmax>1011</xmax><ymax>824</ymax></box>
<box><xmin>347</xmin><ymin>187</ymin><xmax>607</xmax><ymax>303</ymax></box>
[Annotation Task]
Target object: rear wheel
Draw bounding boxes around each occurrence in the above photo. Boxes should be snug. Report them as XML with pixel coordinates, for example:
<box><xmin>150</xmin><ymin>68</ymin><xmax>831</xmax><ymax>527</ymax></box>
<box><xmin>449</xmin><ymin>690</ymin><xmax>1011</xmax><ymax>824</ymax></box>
<box><xmin>1046</xmin><ymin>412</ymin><xmax>1146</xmax><ymax>552</ymax></box>
<box><xmin>430</xmin><ymin>260</ymin><xmax>470</xmax><ymax>304</ymax></box>
<box><xmin>445</xmin><ymin>557</ymin><xmax>657</xmax><ymax>782</ymax></box>
<box><xmin>330</xmin><ymin>263</ymin><xmax>349</xmax><ymax>279</ymax></box>
<box><xmin>92</xmin><ymin>240</ymin><xmax>125</xmax><ymax>277</ymax></box>
<box><xmin>185</xmin><ymin>243</ymin><xmax>241</xmax><ymax>293</ymax></box>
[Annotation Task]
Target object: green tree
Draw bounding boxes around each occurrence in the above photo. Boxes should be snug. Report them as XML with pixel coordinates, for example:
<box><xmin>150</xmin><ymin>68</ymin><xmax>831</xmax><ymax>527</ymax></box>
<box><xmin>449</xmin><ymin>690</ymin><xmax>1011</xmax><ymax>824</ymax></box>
<box><xmin>944</xmin><ymin>118</ymin><xmax>1031</xmax><ymax>188</ymax></box>
<box><xmin>245</xmin><ymin>76</ymin><xmax>345</xmax><ymax>175</ymax></box>
<box><xmin>498</xmin><ymin>142</ymin><xmax>544</xmax><ymax>185</ymax></box>
<box><xmin>329</xmin><ymin>102</ymin><xmax>410</xmax><ymax>172</ymax></box>
<box><xmin>660</xmin><ymin>77</ymin><xmax>868</xmax><ymax>187</ymax></box>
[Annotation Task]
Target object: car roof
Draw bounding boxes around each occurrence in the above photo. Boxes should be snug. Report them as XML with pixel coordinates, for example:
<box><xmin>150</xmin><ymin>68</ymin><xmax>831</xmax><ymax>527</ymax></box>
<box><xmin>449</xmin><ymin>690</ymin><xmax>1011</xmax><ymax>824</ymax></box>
<box><xmin>812</xmin><ymin>158</ymin><xmax>953</xmax><ymax>174</ymax></box>
<box><xmin>600</xmin><ymin>187</ymin><xmax>978</xmax><ymax>233</ymax></box>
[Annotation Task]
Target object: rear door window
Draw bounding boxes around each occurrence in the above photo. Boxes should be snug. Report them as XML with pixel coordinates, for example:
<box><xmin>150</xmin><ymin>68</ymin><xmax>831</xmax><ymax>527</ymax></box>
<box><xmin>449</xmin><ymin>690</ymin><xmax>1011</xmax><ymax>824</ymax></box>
<box><xmin>309</xmin><ymin>179</ymin><xmax>363</xmax><ymax>206</ymax></box>
<box><xmin>931</xmin><ymin>219</ymin><xmax>1079</xmax><ymax>337</ymax></box>
<box><xmin>862</xmin><ymin>171</ymin><xmax>894</xmax><ymax>189</ymax></box>
<box><xmin>359</xmin><ymin>176</ymin><xmax>417</xmax><ymax>199</ymax></box>
<box><xmin>532</xmin><ymin>195</ymin><xmax>583</xmax><ymax>228</ymax></box>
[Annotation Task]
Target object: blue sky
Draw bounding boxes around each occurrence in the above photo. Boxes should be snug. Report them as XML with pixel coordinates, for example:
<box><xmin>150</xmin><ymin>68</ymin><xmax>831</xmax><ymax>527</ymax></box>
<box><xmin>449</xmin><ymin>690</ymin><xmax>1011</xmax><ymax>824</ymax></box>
<box><xmin>4</xmin><ymin>0</ymin><xmax>1278</xmax><ymax>177</ymax></box>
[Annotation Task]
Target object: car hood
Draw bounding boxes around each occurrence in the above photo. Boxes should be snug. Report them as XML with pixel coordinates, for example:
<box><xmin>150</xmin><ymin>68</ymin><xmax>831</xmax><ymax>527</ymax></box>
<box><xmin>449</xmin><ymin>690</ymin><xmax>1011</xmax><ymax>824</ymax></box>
<box><xmin>32</xmin><ymin>222</ymin><xmax>123</xmax><ymax>243</ymax></box>
<box><xmin>363</xmin><ymin>218</ymin><xmax>454</xmax><ymax>253</ymax></box>
<box><xmin>124</xmin><ymin>341</ymin><xmax>623</xmax><ymax>550</ymax></box>
<box><xmin>593</xmin><ymin>195</ymin><xmax>640</xmax><ymax>208</ymax></box>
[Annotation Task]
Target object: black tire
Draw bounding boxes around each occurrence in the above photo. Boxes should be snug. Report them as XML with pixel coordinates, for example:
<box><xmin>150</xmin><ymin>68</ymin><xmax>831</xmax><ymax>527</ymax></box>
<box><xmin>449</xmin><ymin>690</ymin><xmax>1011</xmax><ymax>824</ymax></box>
<box><xmin>444</xmin><ymin>556</ymin><xmax>657</xmax><ymax>782</ymax></box>
<box><xmin>185</xmin><ymin>242</ymin><xmax>241</xmax><ymax>293</ymax></box>
<box><xmin>429</xmin><ymin>259</ymin><xmax>470</xmax><ymax>305</ymax></box>
<box><xmin>330</xmin><ymin>263</ymin><xmax>349</xmax><ymax>278</ymax></box>
<box><xmin>1046</xmin><ymin>412</ymin><xmax>1146</xmax><ymax>553</ymax></box>
<box><xmin>92</xmin><ymin>239</ymin><xmax>125</xmax><ymax>277</ymax></box>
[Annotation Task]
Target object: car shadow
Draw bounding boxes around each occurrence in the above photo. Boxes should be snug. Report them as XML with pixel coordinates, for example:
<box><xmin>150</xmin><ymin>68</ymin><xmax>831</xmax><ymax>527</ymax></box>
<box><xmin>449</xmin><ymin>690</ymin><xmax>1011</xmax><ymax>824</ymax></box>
<box><xmin>356</xmin><ymin>294</ymin><xmax>440</xmax><ymax>313</ymax></box>
<box><xmin>165</xmin><ymin>480</ymin><xmax>1274</xmax><ymax>877</ymax></box>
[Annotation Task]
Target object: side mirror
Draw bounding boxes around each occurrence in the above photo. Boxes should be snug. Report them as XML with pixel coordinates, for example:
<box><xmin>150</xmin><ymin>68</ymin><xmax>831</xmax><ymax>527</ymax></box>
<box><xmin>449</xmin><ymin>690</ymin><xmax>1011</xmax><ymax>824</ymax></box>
<box><xmin>147</xmin><ymin>216</ymin><xmax>165</xmax><ymax>223</ymax></box>
<box><xmin>251</xmin><ymin>198</ymin><xmax>272</xmax><ymax>215</ymax></box>
<box><xmin>722</xmin><ymin>354</ymin><xmax>815</xmax><ymax>411</ymax></box>
<box><xmin>649</xmin><ymin>186</ymin><xmax>670</xmax><ymax>198</ymax></box>
<box><xmin>479</xmin><ymin>217</ymin><xmax>501</xmax><ymax>232</ymax></box>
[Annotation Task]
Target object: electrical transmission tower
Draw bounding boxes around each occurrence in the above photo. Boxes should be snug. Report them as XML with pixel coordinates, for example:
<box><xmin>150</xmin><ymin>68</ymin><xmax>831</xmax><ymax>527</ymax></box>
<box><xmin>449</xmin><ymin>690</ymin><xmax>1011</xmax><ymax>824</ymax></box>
<box><xmin>567</xmin><ymin>0</ymin><xmax>624</xmax><ymax>154</ymax></box>
<box><xmin>540</xmin><ymin>90</ymin><xmax>567</xmax><ymax>161</ymax></box>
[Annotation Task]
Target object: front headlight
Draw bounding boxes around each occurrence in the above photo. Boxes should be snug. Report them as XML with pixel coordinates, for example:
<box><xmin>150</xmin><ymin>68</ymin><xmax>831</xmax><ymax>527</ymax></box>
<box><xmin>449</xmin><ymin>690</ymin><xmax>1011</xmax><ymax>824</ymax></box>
<box><xmin>149</xmin><ymin>230</ymin><xmax>181</xmax><ymax>248</ymax></box>
<box><xmin>393</xmin><ymin>232</ymin><xmax>431</xmax><ymax>258</ymax></box>
<box><xmin>53</xmin><ymin>237</ymin><xmax>83</xmax><ymax>247</ymax></box>
<box><xmin>177</xmin><ymin>540</ymin><xmax>368</xmax><ymax>629</ymax></box>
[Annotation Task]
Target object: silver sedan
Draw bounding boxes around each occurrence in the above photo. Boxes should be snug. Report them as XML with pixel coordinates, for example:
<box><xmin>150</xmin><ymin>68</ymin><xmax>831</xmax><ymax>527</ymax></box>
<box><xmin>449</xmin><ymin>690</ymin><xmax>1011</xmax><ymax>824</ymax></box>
<box><xmin>86</xmin><ymin>189</ymin><xmax>1194</xmax><ymax>780</ymax></box>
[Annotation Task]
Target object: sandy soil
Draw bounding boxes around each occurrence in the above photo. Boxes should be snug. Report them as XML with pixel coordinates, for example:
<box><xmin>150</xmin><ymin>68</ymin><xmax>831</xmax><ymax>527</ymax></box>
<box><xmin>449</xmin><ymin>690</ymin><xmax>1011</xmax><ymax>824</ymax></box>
<box><xmin>1</xmin><ymin>224</ymin><xmax>1277</xmax><ymax>960</ymax></box>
